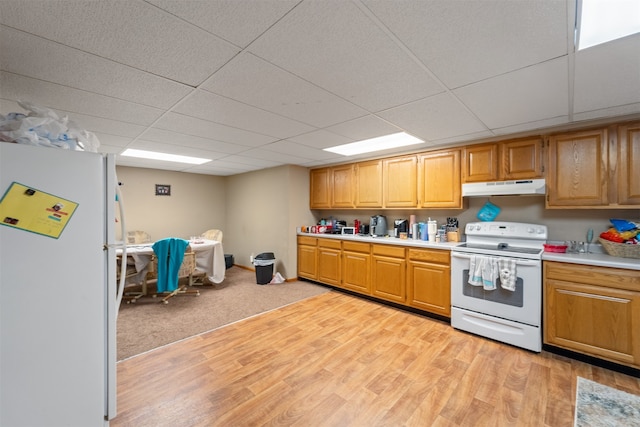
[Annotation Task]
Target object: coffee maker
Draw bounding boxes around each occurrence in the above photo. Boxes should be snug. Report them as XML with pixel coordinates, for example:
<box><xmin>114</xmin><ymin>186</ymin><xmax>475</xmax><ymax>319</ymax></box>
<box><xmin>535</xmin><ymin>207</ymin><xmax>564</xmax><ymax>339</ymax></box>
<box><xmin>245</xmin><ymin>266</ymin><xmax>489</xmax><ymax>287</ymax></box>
<box><xmin>370</xmin><ymin>215</ymin><xmax>387</xmax><ymax>237</ymax></box>
<box><xmin>394</xmin><ymin>219</ymin><xmax>408</xmax><ymax>237</ymax></box>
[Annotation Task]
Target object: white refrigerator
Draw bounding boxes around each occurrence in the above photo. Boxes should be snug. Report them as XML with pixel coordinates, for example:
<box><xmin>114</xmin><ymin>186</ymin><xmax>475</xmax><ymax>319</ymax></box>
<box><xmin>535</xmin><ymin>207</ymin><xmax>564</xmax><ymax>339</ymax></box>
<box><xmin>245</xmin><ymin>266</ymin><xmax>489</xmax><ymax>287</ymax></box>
<box><xmin>0</xmin><ymin>142</ymin><xmax>123</xmax><ymax>426</ymax></box>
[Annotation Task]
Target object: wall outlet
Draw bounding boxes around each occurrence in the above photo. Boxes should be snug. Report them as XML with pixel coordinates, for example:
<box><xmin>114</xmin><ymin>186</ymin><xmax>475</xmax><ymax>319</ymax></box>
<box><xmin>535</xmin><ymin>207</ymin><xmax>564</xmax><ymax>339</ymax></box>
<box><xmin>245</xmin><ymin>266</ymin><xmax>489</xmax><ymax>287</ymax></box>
<box><xmin>249</xmin><ymin>254</ymin><xmax>254</xmax><ymax>263</ymax></box>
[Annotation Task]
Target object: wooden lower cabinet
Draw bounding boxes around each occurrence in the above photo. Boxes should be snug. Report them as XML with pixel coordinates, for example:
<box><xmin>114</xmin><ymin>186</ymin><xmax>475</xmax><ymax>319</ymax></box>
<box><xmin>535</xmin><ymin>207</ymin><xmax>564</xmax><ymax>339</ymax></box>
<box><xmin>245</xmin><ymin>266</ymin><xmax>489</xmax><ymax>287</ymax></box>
<box><xmin>341</xmin><ymin>241</ymin><xmax>370</xmax><ymax>293</ymax></box>
<box><xmin>297</xmin><ymin>236</ymin><xmax>452</xmax><ymax>317</ymax></box>
<box><xmin>544</xmin><ymin>261</ymin><xmax>640</xmax><ymax>369</ymax></box>
<box><xmin>317</xmin><ymin>239</ymin><xmax>341</xmax><ymax>286</ymax></box>
<box><xmin>407</xmin><ymin>248</ymin><xmax>451</xmax><ymax>317</ymax></box>
<box><xmin>371</xmin><ymin>244</ymin><xmax>406</xmax><ymax>304</ymax></box>
<box><xmin>297</xmin><ymin>236</ymin><xmax>317</xmax><ymax>280</ymax></box>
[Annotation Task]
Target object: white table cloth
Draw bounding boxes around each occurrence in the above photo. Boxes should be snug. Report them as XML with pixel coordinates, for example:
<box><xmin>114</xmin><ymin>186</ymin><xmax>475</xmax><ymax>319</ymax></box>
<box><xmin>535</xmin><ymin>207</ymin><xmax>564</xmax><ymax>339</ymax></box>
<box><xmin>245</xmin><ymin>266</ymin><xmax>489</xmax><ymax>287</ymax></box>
<box><xmin>117</xmin><ymin>239</ymin><xmax>225</xmax><ymax>285</ymax></box>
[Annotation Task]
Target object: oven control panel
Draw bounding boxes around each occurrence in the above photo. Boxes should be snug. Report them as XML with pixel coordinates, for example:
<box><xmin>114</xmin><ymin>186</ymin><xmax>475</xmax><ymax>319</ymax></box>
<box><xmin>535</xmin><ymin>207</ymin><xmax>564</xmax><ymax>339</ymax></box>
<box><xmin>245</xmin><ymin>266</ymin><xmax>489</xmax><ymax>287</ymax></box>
<box><xmin>465</xmin><ymin>221</ymin><xmax>547</xmax><ymax>240</ymax></box>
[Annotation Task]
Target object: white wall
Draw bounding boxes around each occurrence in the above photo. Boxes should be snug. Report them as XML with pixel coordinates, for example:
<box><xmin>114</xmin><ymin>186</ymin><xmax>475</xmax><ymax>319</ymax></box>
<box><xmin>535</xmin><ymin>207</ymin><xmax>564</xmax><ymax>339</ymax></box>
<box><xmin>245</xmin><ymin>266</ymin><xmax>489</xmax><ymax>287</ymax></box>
<box><xmin>224</xmin><ymin>165</ymin><xmax>315</xmax><ymax>279</ymax></box>
<box><xmin>115</xmin><ymin>166</ymin><xmax>226</xmax><ymax>241</ymax></box>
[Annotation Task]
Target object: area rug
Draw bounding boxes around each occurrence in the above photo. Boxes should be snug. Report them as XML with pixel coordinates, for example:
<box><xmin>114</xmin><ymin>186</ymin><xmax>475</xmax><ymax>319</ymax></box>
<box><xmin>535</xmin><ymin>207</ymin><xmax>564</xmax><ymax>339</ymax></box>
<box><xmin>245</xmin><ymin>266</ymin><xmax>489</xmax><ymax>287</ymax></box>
<box><xmin>116</xmin><ymin>266</ymin><xmax>329</xmax><ymax>360</ymax></box>
<box><xmin>574</xmin><ymin>377</ymin><xmax>640</xmax><ymax>427</ymax></box>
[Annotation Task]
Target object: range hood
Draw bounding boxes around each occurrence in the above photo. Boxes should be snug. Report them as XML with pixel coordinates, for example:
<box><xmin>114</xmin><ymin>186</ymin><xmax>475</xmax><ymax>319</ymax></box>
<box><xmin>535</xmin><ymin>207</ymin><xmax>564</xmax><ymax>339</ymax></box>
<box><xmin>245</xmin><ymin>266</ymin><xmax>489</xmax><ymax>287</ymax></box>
<box><xmin>462</xmin><ymin>179</ymin><xmax>546</xmax><ymax>197</ymax></box>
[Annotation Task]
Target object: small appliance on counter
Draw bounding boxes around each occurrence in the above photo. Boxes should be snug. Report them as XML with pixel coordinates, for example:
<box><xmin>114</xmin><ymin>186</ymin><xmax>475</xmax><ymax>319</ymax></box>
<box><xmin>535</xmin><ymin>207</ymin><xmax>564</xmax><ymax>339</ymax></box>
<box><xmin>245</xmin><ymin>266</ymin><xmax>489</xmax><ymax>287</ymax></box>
<box><xmin>394</xmin><ymin>219</ymin><xmax>408</xmax><ymax>238</ymax></box>
<box><xmin>358</xmin><ymin>224</ymin><xmax>370</xmax><ymax>235</ymax></box>
<box><xmin>370</xmin><ymin>215</ymin><xmax>387</xmax><ymax>237</ymax></box>
<box><xmin>331</xmin><ymin>220</ymin><xmax>347</xmax><ymax>234</ymax></box>
<box><xmin>341</xmin><ymin>227</ymin><xmax>356</xmax><ymax>235</ymax></box>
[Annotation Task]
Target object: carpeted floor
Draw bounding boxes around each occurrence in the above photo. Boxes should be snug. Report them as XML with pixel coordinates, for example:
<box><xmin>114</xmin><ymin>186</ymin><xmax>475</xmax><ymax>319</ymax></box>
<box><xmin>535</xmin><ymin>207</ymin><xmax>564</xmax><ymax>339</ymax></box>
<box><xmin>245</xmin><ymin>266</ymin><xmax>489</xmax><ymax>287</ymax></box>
<box><xmin>116</xmin><ymin>266</ymin><xmax>329</xmax><ymax>360</ymax></box>
<box><xmin>574</xmin><ymin>377</ymin><xmax>640</xmax><ymax>427</ymax></box>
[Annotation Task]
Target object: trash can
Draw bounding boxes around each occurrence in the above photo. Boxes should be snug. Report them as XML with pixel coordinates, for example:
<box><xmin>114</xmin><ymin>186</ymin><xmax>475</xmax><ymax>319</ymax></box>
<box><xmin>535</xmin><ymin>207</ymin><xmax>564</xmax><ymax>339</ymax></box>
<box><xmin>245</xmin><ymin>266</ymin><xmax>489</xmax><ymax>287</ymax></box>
<box><xmin>254</xmin><ymin>252</ymin><xmax>275</xmax><ymax>285</ymax></box>
<box><xmin>224</xmin><ymin>254</ymin><xmax>234</xmax><ymax>269</ymax></box>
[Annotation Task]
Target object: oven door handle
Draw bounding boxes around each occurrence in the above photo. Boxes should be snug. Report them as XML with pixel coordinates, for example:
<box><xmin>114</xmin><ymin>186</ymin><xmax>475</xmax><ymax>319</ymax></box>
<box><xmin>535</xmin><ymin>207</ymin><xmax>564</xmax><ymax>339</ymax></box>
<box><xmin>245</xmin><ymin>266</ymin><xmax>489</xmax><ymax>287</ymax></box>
<box><xmin>451</xmin><ymin>252</ymin><xmax>541</xmax><ymax>267</ymax></box>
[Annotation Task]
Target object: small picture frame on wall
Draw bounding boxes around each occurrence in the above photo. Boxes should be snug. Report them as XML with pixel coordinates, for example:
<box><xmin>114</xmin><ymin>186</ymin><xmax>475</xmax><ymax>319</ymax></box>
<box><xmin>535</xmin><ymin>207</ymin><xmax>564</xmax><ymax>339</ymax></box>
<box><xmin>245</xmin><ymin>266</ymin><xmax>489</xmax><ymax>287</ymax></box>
<box><xmin>155</xmin><ymin>184</ymin><xmax>171</xmax><ymax>196</ymax></box>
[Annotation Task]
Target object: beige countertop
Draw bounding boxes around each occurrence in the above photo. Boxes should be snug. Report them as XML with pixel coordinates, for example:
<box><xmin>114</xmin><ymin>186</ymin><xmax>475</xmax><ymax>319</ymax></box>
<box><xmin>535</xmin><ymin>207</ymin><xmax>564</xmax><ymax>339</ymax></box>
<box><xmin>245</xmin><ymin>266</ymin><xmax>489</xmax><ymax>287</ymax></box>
<box><xmin>298</xmin><ymin>232</ymin><xmax>639</xmax><ymax>270</ymax></box>
<box><xmin>542</xmin><ymin>246</ymin><xmax>639</xmax><ymax>271</ymax></box>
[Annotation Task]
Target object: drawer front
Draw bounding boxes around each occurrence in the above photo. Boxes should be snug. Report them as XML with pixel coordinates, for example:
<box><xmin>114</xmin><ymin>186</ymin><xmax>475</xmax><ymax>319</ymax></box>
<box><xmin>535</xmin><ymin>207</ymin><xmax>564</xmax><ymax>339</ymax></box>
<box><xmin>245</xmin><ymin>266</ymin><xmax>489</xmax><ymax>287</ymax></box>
<box><xmin>298</xmin><ymin>236</ymin><xmax>317</xmax><ymax>246</ymax></box>
<box><xmin>317</xmin><ymin>238</ymin><xmax>342</xmax><ymax>249</ymax></box>
<box><xmin>342</xmin><ymin>241</ymin><xmax>370</xmax><ymax>253</ymax></box>
<box><xmin>372</xmin><ymin>244</ymin><xmax>405</xmax><ymax>258</ymax></box>
<box><xmin>407</xmin><ymin>248</ymin><xmax>450</xmax><ymax>264</ymax></box>
<box><xmin>545</xmin><ymin>262</ymin><xmax>640</xmax><ymax>292</ymax></box>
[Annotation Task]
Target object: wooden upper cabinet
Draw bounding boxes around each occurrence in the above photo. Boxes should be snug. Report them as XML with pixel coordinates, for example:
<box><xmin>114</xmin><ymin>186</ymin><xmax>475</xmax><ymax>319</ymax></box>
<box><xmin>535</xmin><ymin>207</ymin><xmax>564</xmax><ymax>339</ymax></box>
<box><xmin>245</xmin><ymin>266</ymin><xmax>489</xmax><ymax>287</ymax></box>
<box><xmin>462</xmin><ymin>143</ymin><xmax>498</xmax><ymax>182</ymax></box>
<box><xmin>309</xmin><ymin>168</ymin><xmax>331</xmax><ymax>209</ymax></box>
<box><xmin>617</xmin><ymin>122</ymin><xmax>640</xmax><ymax>206</ymax></box>
<box><xmin>500</xmin><ymin>137</ymin><xmax>544</xmax><ymax>179</ymax></box>
<box><xmin>355</xmin><ymin>160</ymin><xmax>383</xmax><ymax>208</ymax></box>
<box><xmin>546</xmin><ymin>128</ymin><xmax>609</xmax><ymax>207</ymax></box>
<box><xmin>383</xmin><ymin>155</ymin><xmax>417</xmax><ymax>208</ymax></box>
<box><xmin>331</xmin><ymin>164</ymin><xmax>355</xmax><ymax>208</ymax></box>
<box><xmin>418</xmin><ymin>149</ymin><xmax>462</xmax><ymax>208</ymax></box>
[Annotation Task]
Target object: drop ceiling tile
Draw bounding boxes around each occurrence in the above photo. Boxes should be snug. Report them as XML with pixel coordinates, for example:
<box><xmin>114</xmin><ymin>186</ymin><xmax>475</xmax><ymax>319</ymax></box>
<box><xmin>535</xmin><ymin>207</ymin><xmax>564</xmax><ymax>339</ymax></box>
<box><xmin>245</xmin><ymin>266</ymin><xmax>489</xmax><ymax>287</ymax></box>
<box><xmin>216</xmin><ymin>154</ymin><xmax>282</xmax><ymax>169</ymax></box>
<box><xmin>238</xmin><ymin>147</ymin><xmax>312</xmax><ymax>165</ymax></box>
<box><xmin>128</xmin><ymin>139</ymin><xmax>226</xmax><ymax>161</ymax></box>
<box><xmin>573</xmin><ymin>104</ymin><xmax>640</xmax><ymax>122</ymax></box>
<box><xmin>574</xmin><ymin>34</ymin><xmax>640</xmax><ymax>114</ymax></box>
<box><xmin>324</xmin><ymin>114</ymin><xmax>403</xmax><ymax>141</ymax></box>
<box><xmin>0</xmin><ymin>27</ymin><xmax>192</xmax><ymax>109</ymax></box>
<box><xmin>174</xmin><ymin>90</ymin><xmax>315</xmax><ymax>138</ymax></box>
<box><xmin>286</xmin><ymin>129</ymin><xmax>354</xmax><ymax>150</ymax></box>
<box><xmin>0</xmin><ymin>0</ymin><xmax>239</xmax><ymax>86</ymax></box>
<box><xmin>146</xmin><ymin>0</ymin><xmax>299</xmax><ymax>48</ymax></box>
<box><xmin>55</xmin><ymin>113</ymin><xmax>147</xmax><ymax>139</ymax></box>
<box><xmin>248</xmin><ymin>0</ymin><xmax>443</xmax><ymax>112</ymax></box>
<box><xmin>260</xmin><ymin>140</ymin><xmax>340</xmax><ymax>162</ymax></box>
<box><xmin>430</xmin><ymin>130</ymin><xmax>495</xmax><ymax>146</ymax></box>
<box><xmin>115</xmin><ymin>157</ymin><xmax>186</xmax><ymax>171</ymax></box>
<box><xmin>98</xmin><ymin>144</ymin><xmax>124</xmax><ymax>155</ymax></box>
<box><xmin>202</xmin><ymin>159</ymin><xmax>263</xmax><ymax>172</ymax></box>
<box><xmin>139</xmin><ymin>128</ymin><xmax>247</xmax><ymax>155</ymax></box>
<box><xmin>378</xmin><ymin>92</ymin><xmax>488</xmax><ymax>141</ymax></box>
<box><xmin>181</xmin><ymin>164</ymin><xmax>243</xmax><ymax>176</ymax></box>
<box><xmin>491</xmin><ymin>116</ymin><xmax>569</xmax><ymax>137</ymax></box>
<box><xmin>0</xmin><ymin>72</ymin><xmax>164</xmax><ymax>125</ymax></box>
<box><xmin>154</xmin><ymin>113</ymin><xmax>277</xmax><ymax>147</ymax></box>
<box><xmin>202</xmin><ymin>53</ymin><xmax>368</xmax><ymax>127</ymax></box>
<box><xmin>453</xmin><ymin>57</ymin><xmax>569</xmax><ymax>130</ymax></box>
<box><xmin>92</xmin><ymin>132</ymin><xmax>132</xmax><ymax>149</ymax></box>
<box><xmin>363</xmin><ymin>0</ymin><xmax>568</xmax><ymax>89</ymax></box>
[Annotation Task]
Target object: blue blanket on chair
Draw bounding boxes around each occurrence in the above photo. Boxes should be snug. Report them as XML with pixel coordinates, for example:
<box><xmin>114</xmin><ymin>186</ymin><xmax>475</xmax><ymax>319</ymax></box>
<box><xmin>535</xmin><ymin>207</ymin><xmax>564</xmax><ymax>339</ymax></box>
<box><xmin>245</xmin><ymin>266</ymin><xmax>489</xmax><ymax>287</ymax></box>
<box><xmin>152</xmin><ymin>238</ymin><xmax>189</xmax><ymax>293</ymax></box>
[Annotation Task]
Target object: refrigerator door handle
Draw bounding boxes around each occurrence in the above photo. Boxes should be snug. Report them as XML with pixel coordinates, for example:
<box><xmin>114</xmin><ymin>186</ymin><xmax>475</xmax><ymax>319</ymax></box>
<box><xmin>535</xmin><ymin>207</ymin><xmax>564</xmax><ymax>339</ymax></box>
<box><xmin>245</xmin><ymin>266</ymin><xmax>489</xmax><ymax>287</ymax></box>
<box><xmin>114</xmin><ymin>182</ymin><xmax>127</xmax><ymax>311</ymax></box>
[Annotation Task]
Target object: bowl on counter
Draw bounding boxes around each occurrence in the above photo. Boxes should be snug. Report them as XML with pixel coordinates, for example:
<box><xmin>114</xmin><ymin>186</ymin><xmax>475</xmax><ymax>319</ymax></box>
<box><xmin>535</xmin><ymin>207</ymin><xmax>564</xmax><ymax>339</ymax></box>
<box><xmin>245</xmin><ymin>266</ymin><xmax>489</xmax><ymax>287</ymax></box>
<box><xmin>543</xmin><ymin>241</ymin><xmax>568</xmax><ymax>253</ymax></box>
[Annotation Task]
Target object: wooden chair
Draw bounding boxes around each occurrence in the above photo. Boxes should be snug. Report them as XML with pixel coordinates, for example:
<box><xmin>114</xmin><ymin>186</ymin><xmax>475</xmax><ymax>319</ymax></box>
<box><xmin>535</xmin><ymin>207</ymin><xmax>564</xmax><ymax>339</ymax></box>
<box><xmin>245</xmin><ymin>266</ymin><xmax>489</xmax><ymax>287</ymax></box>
<box><xmin>193</xmin><ymin>229</ymin><xmax>224</xmax><ymax>285</ymax></box>
<box><xmin>127</xmin><ymin>230</ymin><xmax>152</xmax><ymax>244</ymax></box>
<box><xmin>117</xmin><ymin>254</ymin><xmax>147</xmax><ymax>304</ymax></box>
<box><xmin>201</xmin><ymin>229</ymin><xmax>223</xmax><ymax>242</ymax></box>
<box><xmin>147</xmin><ymin>238</ymin><xmax>200</xmax><ymax>304</ymax></box>
<box><xmin>119</xmin><ymin>230</ymin><xmax>152</xmax><ymax>303</ymax></box>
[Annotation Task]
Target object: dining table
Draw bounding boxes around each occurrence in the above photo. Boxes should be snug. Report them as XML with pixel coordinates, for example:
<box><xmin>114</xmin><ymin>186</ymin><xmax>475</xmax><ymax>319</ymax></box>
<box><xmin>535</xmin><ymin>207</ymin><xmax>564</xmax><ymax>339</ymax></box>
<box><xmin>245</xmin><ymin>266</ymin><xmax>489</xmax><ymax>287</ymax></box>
<box><xmin>117</xmin><ymin>238</ymin><xmax>225</xmax><ymax>297</ymax></box>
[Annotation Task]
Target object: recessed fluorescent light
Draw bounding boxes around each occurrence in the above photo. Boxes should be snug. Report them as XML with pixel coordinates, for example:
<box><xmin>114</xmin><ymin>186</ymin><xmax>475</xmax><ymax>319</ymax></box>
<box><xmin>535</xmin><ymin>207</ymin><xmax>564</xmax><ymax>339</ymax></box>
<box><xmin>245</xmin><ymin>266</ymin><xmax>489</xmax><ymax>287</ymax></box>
<box><xmin>121</xmin><ymin>148</ymin><xmax>211</xmax><ymax>165</ymax></box>
<box><xmin>577</xmin><ymin>0</ymin><xmax>640</xmax><ymax>50</ymax></box>
<box><xmin>323</xmin><ymin>132</ymin><xmax>425</xmax><ymax>156</ymax></box>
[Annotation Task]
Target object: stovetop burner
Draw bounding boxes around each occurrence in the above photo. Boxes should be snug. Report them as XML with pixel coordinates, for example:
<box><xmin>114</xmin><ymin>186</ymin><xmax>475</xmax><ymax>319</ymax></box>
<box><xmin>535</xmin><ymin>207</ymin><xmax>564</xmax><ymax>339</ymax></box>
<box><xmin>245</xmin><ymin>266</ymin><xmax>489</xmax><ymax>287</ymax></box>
<box><xmin>453</xmin><ymin>221</ymin><xmax>548</xmax><ymax>259</ymax></box>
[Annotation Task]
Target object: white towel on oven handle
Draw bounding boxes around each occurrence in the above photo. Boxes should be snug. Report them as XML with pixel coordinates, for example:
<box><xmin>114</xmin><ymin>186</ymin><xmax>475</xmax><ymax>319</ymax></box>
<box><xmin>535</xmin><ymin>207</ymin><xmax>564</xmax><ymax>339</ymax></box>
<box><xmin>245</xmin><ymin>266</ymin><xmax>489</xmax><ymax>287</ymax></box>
<box><xmin>468</xmin><ymin>255</ymin><xmax>482</xmax><ymax>286</ymax></box>
<box><xmin>482</xmin><ymin>256</ymin><xmax>498</xmax><ymax>290</ymax></box>
<box><xmin>498</xmin><ymin>258</ymin><xmax>517</xmax><ymax>291</ymax></box>
<box><xmin>468</xmin><ymin>256</ymin><xmax>498</xmax><ymax>290</ymax></box>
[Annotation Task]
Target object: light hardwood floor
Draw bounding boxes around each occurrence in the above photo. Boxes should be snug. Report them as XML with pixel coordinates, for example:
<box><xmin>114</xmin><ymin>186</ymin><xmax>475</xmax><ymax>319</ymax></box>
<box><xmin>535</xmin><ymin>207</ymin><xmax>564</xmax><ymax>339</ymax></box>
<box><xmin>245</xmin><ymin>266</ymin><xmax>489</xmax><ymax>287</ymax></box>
<box><xmin>112</xmin><ymin>291</ymin><xmax>640</xmax><ymax>426</ymax></box>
